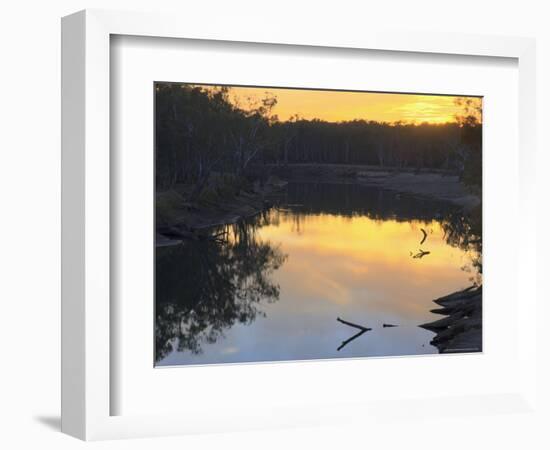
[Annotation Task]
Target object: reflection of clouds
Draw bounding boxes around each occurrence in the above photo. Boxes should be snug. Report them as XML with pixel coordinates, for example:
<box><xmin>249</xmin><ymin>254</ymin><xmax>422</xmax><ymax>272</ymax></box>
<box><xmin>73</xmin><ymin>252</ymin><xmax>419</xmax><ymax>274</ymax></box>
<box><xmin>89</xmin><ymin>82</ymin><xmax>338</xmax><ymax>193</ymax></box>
<box><xmin>259</xmin><ymin>215</ymin><xmax>474</xmax><ymax>322</ymax></box>
<box><xmin>162</xmin><ymin>212</ymin><xmax>475</xmax><ymax>365</ymax></box>
<box><xmin>278</xmin><ymin>257</ymin><xmax>352</xmax><ymax>306</ymax></box>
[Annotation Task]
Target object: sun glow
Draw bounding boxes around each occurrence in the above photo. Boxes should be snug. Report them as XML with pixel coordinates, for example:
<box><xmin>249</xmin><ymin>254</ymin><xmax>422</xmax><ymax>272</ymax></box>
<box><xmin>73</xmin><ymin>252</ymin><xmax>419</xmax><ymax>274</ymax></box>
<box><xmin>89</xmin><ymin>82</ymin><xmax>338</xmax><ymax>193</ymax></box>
<box><xmin>220</xmin><ymin>86</ymin><xmax>482</xmax><ymax>124</ymax></box>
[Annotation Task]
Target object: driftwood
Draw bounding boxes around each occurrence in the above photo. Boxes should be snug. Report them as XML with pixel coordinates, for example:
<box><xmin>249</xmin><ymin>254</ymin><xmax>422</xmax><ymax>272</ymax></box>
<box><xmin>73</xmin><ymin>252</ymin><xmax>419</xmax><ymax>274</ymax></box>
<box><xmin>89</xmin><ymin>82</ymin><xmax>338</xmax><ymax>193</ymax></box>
<box><xmin>337</xmin><ymin>329</ymin><xmax>368</xmax><ymax>352</ymax></box>
<box><xmin>419</xmin><ymin>313</ymin><xmax>462</xmax><ymax>331</ymax></box>
<box><xmin>420</xmin><ymin>228</ymin><xmax>428</xmax><ymax>245</ymax></box>
<box><xmin>337</xmin><ymin>317</ymin><xmax>371</xmax><ymax>332</ymax></box>
<box><xmin>412</xmin><ymin>249</ymin><xmax>431</xmax><ymax>259</ymax></box>
<box><xmin>420</xmin><ymin>285</ymin><xmax>482</xmax><ymax>353</ymax></box>
<box><xmin>336</xmin><ymin>317</ymin><xmax>372</xmax><ymax>351</ymax></box>
<box><xmin>157</xmin><ymin>225</ymin><xmax>227</xmax><ymax>244</ymax></box>
<box><xmin>434</xmin><ymin>285</ymin><xmax>481</xmax><ymax>306</ymax></box>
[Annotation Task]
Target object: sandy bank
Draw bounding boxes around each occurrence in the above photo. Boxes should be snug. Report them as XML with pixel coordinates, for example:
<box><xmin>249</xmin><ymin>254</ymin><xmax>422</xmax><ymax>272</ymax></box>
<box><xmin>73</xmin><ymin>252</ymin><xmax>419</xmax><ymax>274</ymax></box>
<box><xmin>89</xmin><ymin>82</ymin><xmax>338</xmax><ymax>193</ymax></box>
<box><xmin>358</xmin><ymin>171</ymin><xmax>480</xmax><ymax>210</ymax></box>
<box><xmin>261</xmin><ymin>163</ymin><xmax>480</xmax><ymax>210</ymax></box>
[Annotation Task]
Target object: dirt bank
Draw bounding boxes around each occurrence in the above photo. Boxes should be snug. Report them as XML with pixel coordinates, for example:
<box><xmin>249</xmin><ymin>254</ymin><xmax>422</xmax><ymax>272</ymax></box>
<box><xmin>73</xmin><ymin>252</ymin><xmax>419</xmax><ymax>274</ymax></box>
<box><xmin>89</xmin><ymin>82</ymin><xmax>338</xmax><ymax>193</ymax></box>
<box><xmin>357</xmin><ymin>171</ymin><xmax>480</xmax><ymax>210</ymax></box>
<box><xmin>260</xmin><ymin>163</ymin><xmax>480</xmax><ymax>210</ymax></box>
<box><xmin>156</xmin><ymin>176</ymin><xmax>287</xmax><ymax>246</ymax></box>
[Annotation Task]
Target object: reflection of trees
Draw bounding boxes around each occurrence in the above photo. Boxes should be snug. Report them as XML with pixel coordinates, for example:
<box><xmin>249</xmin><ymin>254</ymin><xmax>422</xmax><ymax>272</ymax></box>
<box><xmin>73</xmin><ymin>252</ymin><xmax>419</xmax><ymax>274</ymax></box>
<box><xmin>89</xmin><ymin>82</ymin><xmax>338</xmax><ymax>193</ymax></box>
<box><xmin>270</xmin><ymin>181</ymin><xmax>460</xmax><ymax>237</ymax></box>
<box><xmin>155</xmin><ymin>217</ymin><xmax>287</xmax><ymax>363</ymax></box>
<box><xmin>441</xmin><ymin>204</ymin><xmax>482</xmax><ymax>282</ymax></box>
<box><xmin>275</xmin><ymin>181</ymin><xmax>482</xmax><ymax>283</ymax></box>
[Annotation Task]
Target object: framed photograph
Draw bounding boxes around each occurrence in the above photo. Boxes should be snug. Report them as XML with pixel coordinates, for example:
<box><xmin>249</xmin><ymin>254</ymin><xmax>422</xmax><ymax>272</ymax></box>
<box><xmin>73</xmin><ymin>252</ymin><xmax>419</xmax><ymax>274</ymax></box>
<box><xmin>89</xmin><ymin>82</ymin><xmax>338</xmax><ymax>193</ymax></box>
<box><xmin>62</xmin><ymin>9</ymin><xmax>537</xmax><ymax>440</ymax></box>
<box><xmin>153</xmin><ymin>83</ymin><xmax>483</xmax><ymax>366</ymax></box>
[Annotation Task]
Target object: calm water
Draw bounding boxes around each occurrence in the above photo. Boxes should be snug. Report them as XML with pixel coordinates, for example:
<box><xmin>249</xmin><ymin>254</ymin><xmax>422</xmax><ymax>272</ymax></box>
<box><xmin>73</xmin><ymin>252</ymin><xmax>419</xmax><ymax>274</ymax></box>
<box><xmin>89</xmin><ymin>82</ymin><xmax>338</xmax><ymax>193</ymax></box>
<box><xmin>156</xmin><ymin>182</ymin><xmax>479</xmax><ymax>366</ymax></box>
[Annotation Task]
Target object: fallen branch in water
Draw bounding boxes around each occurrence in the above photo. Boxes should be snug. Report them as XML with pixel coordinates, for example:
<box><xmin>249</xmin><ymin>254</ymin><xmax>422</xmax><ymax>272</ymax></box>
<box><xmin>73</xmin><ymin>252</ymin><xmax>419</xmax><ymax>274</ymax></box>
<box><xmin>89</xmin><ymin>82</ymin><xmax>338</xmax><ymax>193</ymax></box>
<box><xmin>337</xmin><ymin>317</ymin><xmax>371</xmax><ymax>332</ymax></box>
<box><xmin>412</xmin><ymin>249</ymin><xmax>431</xmax><ymax>259</ymax></box>
<box><xmin>336</xmin><ymin>317</ymin><xmax>372</xmax><ymax>351</ymax></box>
<box><xmin>420</xmin><ymin>228</ymin><xmax>428</xmax><ymax>245</ymax></box>
<box><xmin>337</xmin><ymin>329</ymin><xmax>368</xmax><ymax>351</ymax></box>
<box><xmin>157</xmin><ymin>226</ymin><xmax>228</xmax><ymax>243</ymax></box>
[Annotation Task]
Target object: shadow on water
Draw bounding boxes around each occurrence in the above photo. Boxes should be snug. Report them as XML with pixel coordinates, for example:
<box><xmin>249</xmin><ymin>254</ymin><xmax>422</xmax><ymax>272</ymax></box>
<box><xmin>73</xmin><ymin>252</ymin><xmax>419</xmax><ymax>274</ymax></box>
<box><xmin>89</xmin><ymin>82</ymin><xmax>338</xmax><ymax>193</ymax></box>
<box><xmin>155</xmin><ymin>213</ymin><xmax>287</xmax><ymax>363</ymax></box>
<box><xmin>155</xmin><ymin>181</ymin><xmax>482</xmax><ymax>364</ymax></box>
<box><xmin>274</xmin><ymin>181</ymin><xmax>458</xmax><ymax>221</ymax></box>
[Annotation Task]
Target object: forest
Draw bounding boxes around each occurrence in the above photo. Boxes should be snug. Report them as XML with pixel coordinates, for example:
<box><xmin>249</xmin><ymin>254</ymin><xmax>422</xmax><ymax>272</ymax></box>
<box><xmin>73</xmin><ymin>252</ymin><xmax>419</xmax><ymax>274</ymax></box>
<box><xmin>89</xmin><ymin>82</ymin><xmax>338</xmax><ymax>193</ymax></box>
<box><xmin>155</xmin><ymin>83</ymin><xmax>482</xmax><ymax>199</ymax></box>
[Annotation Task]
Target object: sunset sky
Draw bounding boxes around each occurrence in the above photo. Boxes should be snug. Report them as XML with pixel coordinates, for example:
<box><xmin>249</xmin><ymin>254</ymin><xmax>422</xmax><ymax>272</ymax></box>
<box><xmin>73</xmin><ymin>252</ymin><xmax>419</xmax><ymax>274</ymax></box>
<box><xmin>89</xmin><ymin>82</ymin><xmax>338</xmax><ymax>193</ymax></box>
<box><xmin>221</xmin><ymin>85</ymin><xmax>482</xmax><ymax>124</ymax></box>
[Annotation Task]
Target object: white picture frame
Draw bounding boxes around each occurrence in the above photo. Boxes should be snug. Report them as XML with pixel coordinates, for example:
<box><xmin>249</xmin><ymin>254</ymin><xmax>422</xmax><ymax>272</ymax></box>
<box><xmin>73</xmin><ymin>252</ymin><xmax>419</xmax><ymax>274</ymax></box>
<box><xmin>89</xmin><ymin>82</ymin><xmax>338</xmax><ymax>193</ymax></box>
<box><xmin>61</xmin><ymin>9</ymin><xmax>537</xmax><ymax>441</ymax></box>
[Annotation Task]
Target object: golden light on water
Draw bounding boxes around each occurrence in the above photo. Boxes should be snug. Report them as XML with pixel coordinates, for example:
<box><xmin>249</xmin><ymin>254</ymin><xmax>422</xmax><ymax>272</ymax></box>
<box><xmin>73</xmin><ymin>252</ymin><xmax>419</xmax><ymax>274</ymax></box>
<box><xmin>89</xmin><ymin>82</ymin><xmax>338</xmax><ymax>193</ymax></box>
<box><xmin>257</xmin><ymin>213</ymin><xmax>475</xmax><ymax>320</ymax></box>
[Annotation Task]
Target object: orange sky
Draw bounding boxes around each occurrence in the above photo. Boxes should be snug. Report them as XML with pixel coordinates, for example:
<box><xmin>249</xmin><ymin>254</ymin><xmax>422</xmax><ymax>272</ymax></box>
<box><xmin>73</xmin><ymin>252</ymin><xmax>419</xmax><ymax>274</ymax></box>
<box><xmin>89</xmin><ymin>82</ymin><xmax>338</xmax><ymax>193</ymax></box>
<box><xmin>220</xmin><ymin>85</ymin><xmax>482</xmax><ymax>124</ymax></box>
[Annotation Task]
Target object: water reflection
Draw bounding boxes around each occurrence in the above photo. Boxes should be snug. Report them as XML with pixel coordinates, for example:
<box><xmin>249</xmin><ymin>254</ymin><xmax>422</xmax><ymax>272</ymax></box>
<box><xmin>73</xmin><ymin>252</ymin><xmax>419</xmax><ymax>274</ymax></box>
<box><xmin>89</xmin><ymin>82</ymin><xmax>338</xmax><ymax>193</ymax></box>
<box><xmin>155</xmin><ymin>216</ymin><xmax>287</xmax><ymax>362</ymax></box>
<box><xmin>276</xmin><ymin>181</ymin><xmax>456</xmax><ymax>221</ymax></box>
<box><xmin>156</xmin><ymin>182</ymin><xmax>481</xmax><ymax>366</ymax></box>
<box><xmin>441</xmin><ymin>204</ymin><xmax>482</xmax><ymax>284</ymax></box>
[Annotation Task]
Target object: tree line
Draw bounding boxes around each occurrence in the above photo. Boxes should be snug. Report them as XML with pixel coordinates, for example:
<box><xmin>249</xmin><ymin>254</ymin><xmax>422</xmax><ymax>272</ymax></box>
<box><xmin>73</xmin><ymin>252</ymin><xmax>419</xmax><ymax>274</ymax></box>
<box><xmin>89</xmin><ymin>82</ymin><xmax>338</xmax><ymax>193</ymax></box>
<box><xmin>155</xmin><ymin>84</ymin><xmax>482</xmax><ymax>193</ymax></box>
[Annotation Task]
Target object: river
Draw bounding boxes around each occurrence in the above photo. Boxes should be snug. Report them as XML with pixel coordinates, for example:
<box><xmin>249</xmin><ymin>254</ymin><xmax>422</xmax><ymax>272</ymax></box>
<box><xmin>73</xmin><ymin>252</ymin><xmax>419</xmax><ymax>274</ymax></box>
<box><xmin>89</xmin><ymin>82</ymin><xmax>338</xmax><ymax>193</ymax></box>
<box><xmin>155</xmin><ymin>181</ymin><xmax>480</xmax><ymax>366</ymax></box>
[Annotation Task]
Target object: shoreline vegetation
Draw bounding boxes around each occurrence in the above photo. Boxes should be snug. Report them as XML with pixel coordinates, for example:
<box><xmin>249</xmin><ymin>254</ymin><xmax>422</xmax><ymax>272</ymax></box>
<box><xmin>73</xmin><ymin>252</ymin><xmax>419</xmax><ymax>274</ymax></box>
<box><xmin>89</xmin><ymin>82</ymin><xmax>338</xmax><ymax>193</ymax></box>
<box><xmin>156</xmin><ymin>174</ymin><xmax>288</xmax><ymax>247</ymax></box>
<box><xmin>155</xmin><ymin>166</ymin><xmax>483</xmax><ymax>353</ymax></box>
<box><xmin>155</xmin><ymin>84</ymin><xmax>481</xmax><ymax>246</ymax></box>
<box><xmin>257</xmin><ymin>163</ymin><xmax>481</xmax><ymax>209</ymax></box>
<box><xmin>155</xmin><ymin>83</ymin><xmax>482</xmax><ymax>355</ymax></box>
<box><xmin>156</xmin><ymin>162</ymin><xmax>481</xmax><ymax>246</ymax></box>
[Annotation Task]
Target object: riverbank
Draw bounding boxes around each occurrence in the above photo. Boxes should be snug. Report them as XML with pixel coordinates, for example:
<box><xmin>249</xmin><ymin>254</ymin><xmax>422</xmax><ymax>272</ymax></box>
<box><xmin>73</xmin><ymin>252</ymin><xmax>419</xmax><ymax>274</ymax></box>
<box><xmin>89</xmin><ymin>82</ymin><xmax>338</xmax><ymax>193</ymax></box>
<box><xmin>260</xmin><ymin>163</ymin><xmax>480</xmax><ymax>210</ymax></box>
<box><xmin>419</xmin><ymin>285</ymin><xmax>482</xmax><ymax>353</ymax></box>
<box><xmin>157</xmin><ymin>163</ymin><xmax>481</xmax><ymax>248</ymax></box>
<box><xmin>156</xmin><ymin>175</ymin><xmax>287</xmax><ymax>246</ymax></box>
<box><xmin>358</xmin><ymin>171</ymin><xmax>480</xmax><ymax>210</ymax></box>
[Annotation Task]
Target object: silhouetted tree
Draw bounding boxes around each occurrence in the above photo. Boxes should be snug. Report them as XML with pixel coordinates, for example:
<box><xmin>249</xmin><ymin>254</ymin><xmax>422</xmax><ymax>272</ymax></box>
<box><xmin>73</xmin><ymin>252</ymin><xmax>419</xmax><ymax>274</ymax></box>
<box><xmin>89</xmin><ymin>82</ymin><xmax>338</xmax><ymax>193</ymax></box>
<box><xmin>155</xmin><ymin>83</ymin><xmax>482</xmax><ymax>195</ymax></box>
